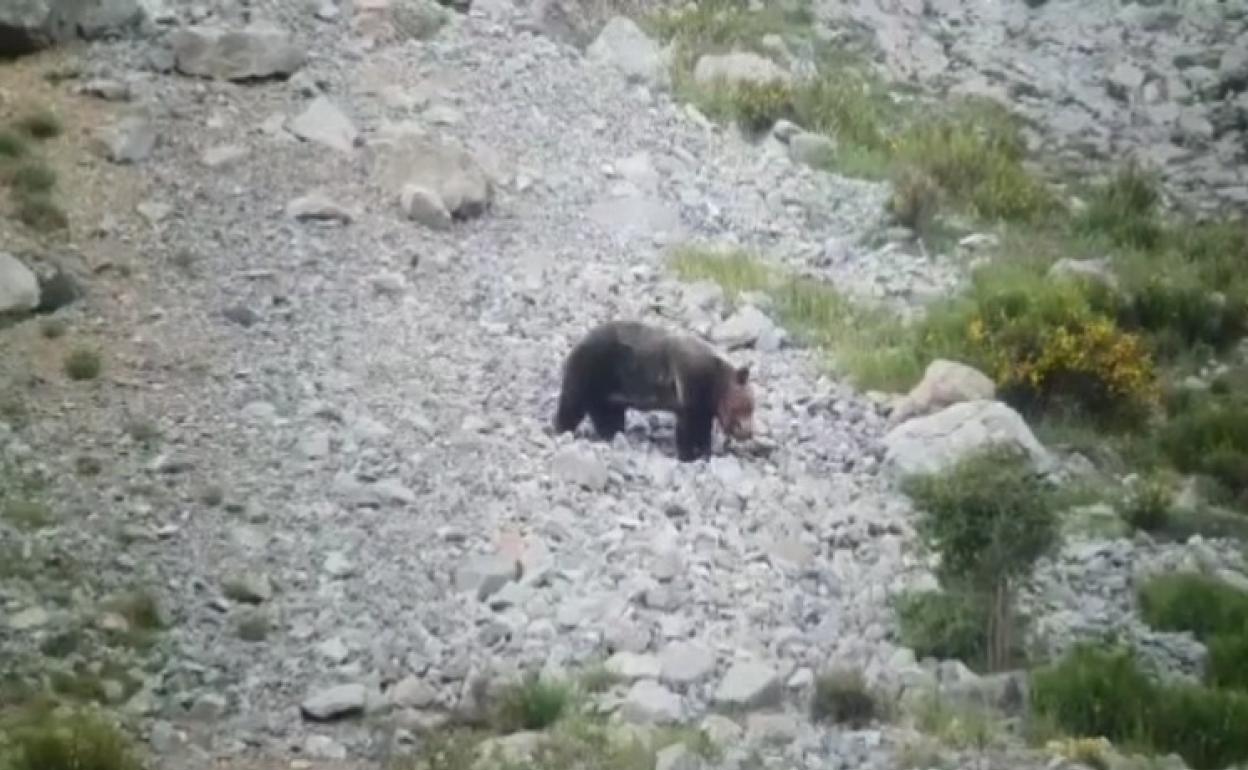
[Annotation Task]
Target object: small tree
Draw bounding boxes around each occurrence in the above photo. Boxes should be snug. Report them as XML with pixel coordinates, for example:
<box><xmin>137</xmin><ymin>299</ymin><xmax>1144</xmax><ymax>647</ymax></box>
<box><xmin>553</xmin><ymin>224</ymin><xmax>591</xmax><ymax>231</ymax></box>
<box><xmin>902</xmin><ymin>445</ymin><xmax>1060</xmax><ymax>671</ymax></box>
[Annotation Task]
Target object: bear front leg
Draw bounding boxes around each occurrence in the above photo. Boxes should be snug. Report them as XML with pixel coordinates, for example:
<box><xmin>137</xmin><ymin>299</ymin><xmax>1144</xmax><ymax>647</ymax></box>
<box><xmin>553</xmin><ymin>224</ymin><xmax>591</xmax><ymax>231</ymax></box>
<box><xmin>675</xmin><ymin>407</ymin><xmax>715</xmax><ymax>462</ymax></box>
<box><xmin>589</xmin><ymin>402</ymin><xmax>627</xmax><ymax>441</ymax></box>
<box><xmin>554</xmin><ymin>385</ymin><xmax>588</xmax><ymax>434</ymax></box>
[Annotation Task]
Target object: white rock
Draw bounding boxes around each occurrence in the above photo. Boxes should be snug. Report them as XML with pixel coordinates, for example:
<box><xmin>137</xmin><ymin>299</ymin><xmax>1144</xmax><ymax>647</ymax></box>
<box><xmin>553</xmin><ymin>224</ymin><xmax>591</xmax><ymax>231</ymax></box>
<box><xmin>659</xmin><ymin>641</ymin><xmax>716</xmax><ymax>686</ymax></box>
<box><xmin>888</xmin><ymin>359</ymin><xmax>996</xmax><ymax>426</ymax></box>
<box><xmin>712</xmin><ymin>662</ymin><xmax>781</xmax><ymax>711</ymax></box>
<box><xmin>620</xmin><ymin>680</ymin><xmax>685</xmax><ymax>725</ymax></box>
<box><xmin>400</xmin><ymin>184</ymin><xmax>453</xmax><ymax>230</ymax></box>
<box><xmin>288</xmin><ymin>96</ymin><xmax>359</xmax><ymax>153</ymax></box>
<box><xmin>586</xmin><ymin>16</ymin><xmax>667</xmax><ymax>86</ymax></box>
<box><xmin>881</xmin><ymin>399</ymin><xmax>1055</xmax><ymax>478</ymax></box>
<box><xmin>605</xmin><ymin>651</ymin><xmax>663</xmax><ymax>682</ymax></box>
<box><xmin>389</xmin><ymin>675</ymin><xmax>438</xmax><ymax>708</ymax></box>
<box><xmin>286</xmin><ymin>193</ymin><xmax>354</xmax><ymax>224</ymax></box>
<box><xmin>300</xmin><ymin>683</ymin><xmax>368</xmax><ymax>721</ymax></box>
<box><xmin>552</xmin><ymin>447</ymin><xmax>608</xmax><ymax>491</ymax></box>
<box><xmin>0</xmin><ymin>253</ymin><xmax>40</xmax><ymax>315</ymax></box>
<box><xmin>693</xmin><ymin>51</ymin><xmax>791</xmax><ymax>88</ymax></box>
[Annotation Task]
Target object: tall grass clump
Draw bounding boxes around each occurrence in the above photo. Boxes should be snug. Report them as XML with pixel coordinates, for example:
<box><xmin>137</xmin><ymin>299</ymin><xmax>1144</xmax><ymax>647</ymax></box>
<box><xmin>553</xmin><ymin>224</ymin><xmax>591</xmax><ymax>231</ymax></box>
<box><xmin>1</xmin><ymin>707</ymin><xmax>143</xmax><ymax>770</ymax></box>
<box><xmin>900</xmin><ymin>447</ymin><xmax>1060</xmax><ymax>671</ymax></box>
<box><xmin>14</xmin><ymin>109</ymin><xmax>64</xmax><ymax>140</ymax></box>
<box><xmin>1137</xmin><ymin>572</ymin><xmax>1248</xmax><ymax>691</ymax></box>
<box><xmin>492</xmin><ymin>673</ymin><xmax>573</xmax><ymax>732</ymax></box>
<box><xmin>1031</xmin><ymin>643</ymin><xmax>1248</xmax><ymax>770</ymax></box>
<box><xmin>1156</xmin><ymin>393</ymin><xmax>1248</xmax><ymax>507</ymax></box>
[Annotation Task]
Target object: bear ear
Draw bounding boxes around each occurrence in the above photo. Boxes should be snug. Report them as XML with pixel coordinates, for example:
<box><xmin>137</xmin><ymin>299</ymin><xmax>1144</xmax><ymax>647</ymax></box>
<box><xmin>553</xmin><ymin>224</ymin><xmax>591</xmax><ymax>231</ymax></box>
<box><xmin>735</xmin><ymin>365</ymin><xmax>750</xmax><ymax>385</ymax></box>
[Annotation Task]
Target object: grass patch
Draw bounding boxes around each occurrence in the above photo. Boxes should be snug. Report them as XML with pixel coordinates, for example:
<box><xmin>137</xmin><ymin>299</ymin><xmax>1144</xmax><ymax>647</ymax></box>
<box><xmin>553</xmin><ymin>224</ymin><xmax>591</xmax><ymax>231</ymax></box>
<box><xmin>894</xmin><ymin>589</ymin><xmax>989</xmax><ymax>671</ymax></box>
<box><xmin>0</xmin><ymin>706</ymin><xmax>142</xmax><ymax>770</ymax></box>
<box><xmin>14</xmin><ymin>109</ymin><xmax>64</xmax><ymax>141</ymax></box>
<box><xmin>14</xmin><ymin>193</ymin><xmax>69</xmax><ymax>233</ymax></box>
<box><xmin>2</xmin><ymin>500</ymin><xmax>55</xmax><ymax>531</ymax></box>
<box><xmin>1137</xmin><ymin>573</ymin><xmax>1248</xmax><ymax>693</ymax></box>
<box><xmin>0</xmin><ymin>130</ymin><xmax>29</xmax><ymax>159</ymax></box>
<box><xmin>810</xmin><ymin>668</ymin><xmax>878</xmax><ymax>727</ymax></box>
<box><xmin>102</xmin><ymin>589</ymin><xmax>167</xmax><ymax>633</ymax></box>
<box><xmin>1117</xmin><ymin>471</ymin><xmax>1175</xmax><ymax>534</ymax></box>
<box><xmin>6</xmin><ymin>160</ymin><xmax>56</xmax><ymax>196</ymax></box>
<box><xmin>392</xmin><ymin>713</ymin><xmax>719</xmax><ymax>770</ymax></box>
<box><xmin>39</xmin><ymin>318</ymin><xmax>67</xmax><ymax>339</ymax></box>
<box><xmin>1030</xmin><ymin>643</ymin><xmax>1248</xmax><ymax>770</ymax></box>
<box><xmin>492</xmin><ymin>673</ymin><xmax>574</xmax><ymax>732</ymax></box>
<box><xmin>909</xmin><ymin>691</ymin><xmax>1000</xmax><ymax>752</ymax></box>
<box><xmin>63</xmin><ymin>347</ymin><xmax>102</xmax><ymax>381</ymax></box>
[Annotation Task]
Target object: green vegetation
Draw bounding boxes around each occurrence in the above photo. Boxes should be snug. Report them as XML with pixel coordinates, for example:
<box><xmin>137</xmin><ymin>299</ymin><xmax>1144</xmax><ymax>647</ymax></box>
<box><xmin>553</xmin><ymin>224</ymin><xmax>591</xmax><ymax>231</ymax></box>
<box><xmin>1138</xmin><ymin>572</ymin><xmax>1248</xmax><ymax>693</ymax></box>
<box><xmin>492</xmin><ymin>673</ymin><xmax>574</xmax><ymax>732</ymax></box>
<box><xmin>1030</xmin><ymin>643</ymin><xmax>1248</xmax><ymax>770</ymax></box>
<box><xmin>0</xmin><ymin>707</ymin><xmax>143</xmax><ymax>770</ymax></box>
<box><xmin>1117</xmin><ymin>471</ymin><xmax>1175</xmax><ymax>534</ymax></box>
<box><xmin>894</xmin><ymin>589</ymin><xmax>988</xmax><ymax>669</ymax></box>
<box><xmin>1</xmin><ymin>501</ymin><xmax>54</xmax><ymax>531</ymax></box>
<box><xmin>810</xmin><ymin>668</ymin><xmax>878</xmax><ymax>726</ymax></box>
<box><xmin>0</xmin><ymin>113</ymin><xmax>68</xmax><ymax>235</ymax></box>
<box><xmin>64</xmin><ymin>348</ymin><xmax>102</xmax><ymax>381</ymax></box>
<box><xmin>14</xmin><ymin>109</ymin><xmax>64</xmax><ymax>141</ymax></box>
<box><xmin>391</xmin><ymin>671</ymin><xmax>719</xmax><ymax>770</ymax></box>
<box><xmin>901</xmin><ymin>447</ymin><xmax>1060</xmax><ymax>671</ymax></box>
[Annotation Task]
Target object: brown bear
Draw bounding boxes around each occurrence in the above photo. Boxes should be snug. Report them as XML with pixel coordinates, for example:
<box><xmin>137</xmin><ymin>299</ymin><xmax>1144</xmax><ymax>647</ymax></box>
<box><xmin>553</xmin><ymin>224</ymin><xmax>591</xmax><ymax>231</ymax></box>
<box><xmin>553</xmin><ymin>320</ymin><xmax>756</xmax><ymax>462</ymax></box>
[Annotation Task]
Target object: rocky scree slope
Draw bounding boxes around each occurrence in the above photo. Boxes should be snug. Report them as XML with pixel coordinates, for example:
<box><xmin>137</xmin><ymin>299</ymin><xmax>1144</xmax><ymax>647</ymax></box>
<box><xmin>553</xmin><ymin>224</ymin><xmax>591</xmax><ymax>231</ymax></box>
<box><xmin>2</xmin><ymin>1</ymin><xmax>1247</xmax><ymax>769</ymax></box>
<box><xmin>1</xmin><ymin>2</ymin><xmax>933</xmax><ymax>767</ymax></box>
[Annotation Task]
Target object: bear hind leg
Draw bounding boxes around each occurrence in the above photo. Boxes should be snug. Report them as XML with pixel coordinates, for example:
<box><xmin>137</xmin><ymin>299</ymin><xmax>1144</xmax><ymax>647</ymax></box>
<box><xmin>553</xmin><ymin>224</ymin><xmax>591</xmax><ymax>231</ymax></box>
<box><xmin>589</xmin><ymin>401</ymin><xmax>627</xmax><ymax>441</ymax></box>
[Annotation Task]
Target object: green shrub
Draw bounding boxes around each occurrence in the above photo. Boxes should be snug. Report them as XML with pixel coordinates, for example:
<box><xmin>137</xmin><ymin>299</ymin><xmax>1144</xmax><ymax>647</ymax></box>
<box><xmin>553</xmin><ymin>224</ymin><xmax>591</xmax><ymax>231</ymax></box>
<box><xmin>1029</xmin><ymin>644</ymin><xmax>1154</xmax><ymax>743</ymax></box>
<box><xmin>64</xmin><ymin>348</ymin><xmax>101</xmax><ymax>381</ymax></box>
<box><xmin>0</xmin><ymin>130</ymin><xmax>28</xmax><ymax>159</ymax></box>
<box><xmin>493</xmin><ymin>673</ymin><xmax>573</xmax><ymax>732</ymax></box>
<box><xmin>1157</xmin><ymin>400</ymin><xmax>1248</xmax><ymax>504</ymax></box>
<box><xmin>15</xmin><ymin>193</ymin><xmax>69</xmax><ymax>232</ymax></box>
<box><xmin>894</xmin><ymin>589</ymin><xmax>987</xmax><ymax>669</ymax></box>
<box><xmin>14</xmin><ymin>109</ymin><xmax>64</xmax><ymax>140</ymax></box>
<box><xmin>697</xmin><ymin>79</ymin><xmax>796</xmax><ymax>134</ymax></box>
<box><xmin>1117</xmin><ymin>472</ymin><xmax>1173</xmax><ymax>533</ymax></box>
<box><xmin>3</xmin><ymin>707</ymin><xmax>142</xmax><ymax>770</ymax></box>
<box><xmin>1151</xmin><ymin>683</ymin><xmax>1248</xmax><ymax>770</ymax></box>
<box><xmin>810</xmin><ymin>668</ymin><xmax>877</xmax><ymax>726</ymax></box>
<box><xmin>1137</xmin><ymin>572</ymin><xmax>1248</xmax><ymax>641</ymax></box>
<box><xmin>40</xmin><ymin>318</ymin><xmax>67</xmax><ymax>339</ymax></box>
<box><xmin>1075</xmin><ymin>164</ymin><xmax>1165</xmax><ymax>251</ymax></box>
<box><xmin>892</xmin><ymin>105</ymin><xmax>1058</xmax><ymax>224</ymax></box>
<box><xmin>7</xmin><ymin>160</ymin><xmax>57</xmax><ymax>195</ymax></box>
<box><xmin>887</xmin><ymin>166</ymin><xmax>941</xmax><ymax>238</ymax></box>
<box><xmin>902</xmin><ymin>447</ymin><xmax>1059</xmax><ymax>671</ymax></box>
<box><xmin>1207</xmin><ymin>631</ymin><xmax>1248</xmax><ymax>691</ymax></box>
<box><xmin>915</xmin><ymin>265</ymin><xmax>1159</xmax><ymax>423</ymax></box>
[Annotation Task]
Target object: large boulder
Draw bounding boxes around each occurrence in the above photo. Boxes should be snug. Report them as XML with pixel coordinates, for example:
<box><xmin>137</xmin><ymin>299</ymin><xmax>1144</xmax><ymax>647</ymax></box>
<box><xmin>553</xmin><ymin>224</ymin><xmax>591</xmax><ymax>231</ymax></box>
<box><xmin>693</xmin><ymin>51</ymin><xmax>792</xmax><ymax>88</ymax></box>
<box><xmin>881</xmin><ymin>399</ymin><xmax>1054</xmax><ymax>478</ymax></box>
<box><xmin>2</xmin><ymin>0</ymin><xmax>147</xmax><ymax>57</ymax></box>
<box><xmin>0</xmin><ymin>253</ymin><xmax>40</xmax><ymax>315</ymax></box>
<box><xmin>586</xmin><ymin>16</ymin><xmax>666</xmax><ymax>86</ymax></box>
<box><xmin>372</xmin><ymin>135</ymin><xmax>494</xmax><ymax>222</ymax></box>
<box><xmin>888</xmin><ymin>359</ymin><xmax>996</xmax><ymax>426</ymax></box>
<box><xmin>169</xmin><ymin>22</ymin><xmax>305</xmax><ymax>81</ymax></box>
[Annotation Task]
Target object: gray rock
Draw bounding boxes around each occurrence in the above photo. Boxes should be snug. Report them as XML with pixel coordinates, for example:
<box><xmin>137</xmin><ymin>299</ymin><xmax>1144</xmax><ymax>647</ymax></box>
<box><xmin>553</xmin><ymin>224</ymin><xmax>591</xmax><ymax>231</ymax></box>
<box><xmin>455</xmin><ymin>555</ymin><xmax>518</xmax><ymax>600</ymax></box>
<box><xmin>693</xmin><ymin>51</ymin><xmax>792</xmax><ymax>88</ymax></box>
<box><xmin>788</xmin><ymin>132</ymin><xmax>836</xmax><ymax>168</ymax></box>
<box><xmin>659</xmin><ymin>641</ymin><xmax>716</xmax><ymax>686</ymax></box>
<box><xmin>300</xmin><ymin>683</ymin><xmax>369</xmax><ymax>721</ymax></box>
<box><xmin>324</xmin><ymin>552</ymin><xmax>356</xmax><ymax>578</ymax></box>
<box><xmin>170</xmin><ymin>23</ymin><xmax>306</xmax><ymax>81</ymax></box>
<box><xmin>288</xmin><ymin>96</ymin><xmax>359</xmax><ymax>154</ymax></box>
<box><xmin>1047</xmin><ymin>257</ymin><xmax>1119</xmax><ymax>292</ymax></box>
<box><xmin>1106</xmin><ymin>61</ymin><xmax>1146</xmax><ymax>102</ymax></box>
<box><xmin>372</xmin><ymin>271</ymin><xmax>407</xmax><ymax>297</ymax></box>
<box><xmin>700</xmin><ymin>714</ymin><xmax>743</xmax><ymax>746</ymax></box>
<box><xmin>7</xmin><ymin>607</ymin><xmax>50</xmax><ymax>630</ymax></box>
<box><xmin>0</xmin><ymin>0</ymin><xmax>146</xmax><ymax>54</ymax></box>
<box><xmin>374</xmin><ymin>136</ymin><xmax>493</xmax><ymax>220</ymax></box>
<box><xmin>586</xmin><ymin>16</ymin><xmax>666</xmax><ymax>86</ymax></box>
<box><xmin>888</xmin><ymin>359</ymin><xmax>996</xmax><ymax>427</ymax></box>
<box><xmin>286</xmin><ymin>193</ymin><xmax>354</xmax><ymax>224</ymax></box>
<box><xmin>298</xmin><ymin>430</ymin><xmax>332</xmax><ymax>460</ymax></box>
<box><xmin>552</xmin><ymin>447</ymin><xmax>608</xmax><ymax>491</ymax></box>
<box><xmin>318</xmin><ymin>637</ymin><xmax>350</xmax><ymax>664</ymax></box>
<box><xmin>881</xmin><ymin>399</ymin><xmax>1054</xmax><ymax>478</ymax></box>
<box><xmin>745</xmin><ymin>712</ymin><xmax>799</xmax><ymax>745</ymax></box>
<box><xmin>303</xmin><ymin>735</ymin><xmax>348</xmax><ymax>760</ymax></box>
<box><xmin>712</xmin><ymin>662</ymin><xmax>781</xmax><ymax>711</ymax></box>
<box><xmin>710</xmin><ymin>305</ymin><xmax>782</xmax><ymax>351</ymax></box>
<box><xmin>190</xmin><ymin>693</ymin><xmax>228</xmax><ymax>721</ymax></box>
<box><xmin>605</xmin><ymin>651</ymin><xmax>663</xmax><ymax>681</ymax></box>
<box><xmin>620</xmin><ymin>680</ymin><xmax>685</xmax><ymax>725</ymax></box>
<box><xmin>0</xmin><ymin>253</ymin><xmax>40</xmax><ymax>315</ymax></box>
<box><xmin>655</xmin><ymin>743</ymin><xmax>703</xmax><ymax>770</ymax></box>
<box><xmin>221</xmin><ymin>572</ymin><xmax>273</xmax><ymax>604</ymax></box>
<box><xmin>201</xmin><ymin>144</ymin><xmax>248</xmax><ymax>169</ymax></box>
<box><xmin>388</xmin><ymin>675</ymin><xmax>438</xmax><ymax>708</ymax></box>
<box><xmin>77</xmin><ymin>78</ymin><xmax>131</xmax><ymax>101</ymax></box>
<box><xmin>400</xmin><ymin>184</ymin><xmax>453</xmax><ymax>230</ymax></box>
<box><xmin>97</xmin><ymin>116</ymin><xmax>157</xmax><ymax>164</ymax></box>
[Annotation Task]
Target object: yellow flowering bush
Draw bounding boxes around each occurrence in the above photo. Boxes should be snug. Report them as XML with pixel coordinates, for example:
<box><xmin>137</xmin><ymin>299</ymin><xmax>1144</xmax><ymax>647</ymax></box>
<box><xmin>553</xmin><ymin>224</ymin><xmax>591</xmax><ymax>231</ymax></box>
<box><xmin>923</xmin><ymin>273</ymin><xmax>1160</xmax><ymax>422</ymax></box>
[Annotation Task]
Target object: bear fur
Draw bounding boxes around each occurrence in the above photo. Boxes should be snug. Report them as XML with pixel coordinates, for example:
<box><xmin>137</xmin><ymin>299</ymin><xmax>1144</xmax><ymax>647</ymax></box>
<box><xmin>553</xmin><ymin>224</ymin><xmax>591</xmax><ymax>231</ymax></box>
<box><xmin>553</xmin><ymin>320</ymin><xmax>756</xmax><ymax>462</ymax></box>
